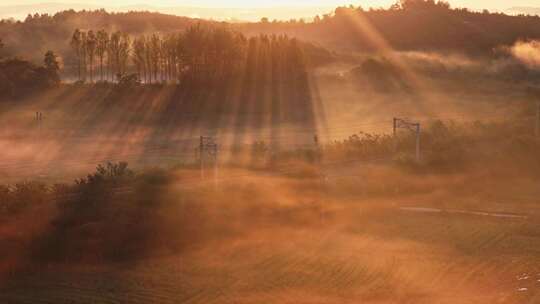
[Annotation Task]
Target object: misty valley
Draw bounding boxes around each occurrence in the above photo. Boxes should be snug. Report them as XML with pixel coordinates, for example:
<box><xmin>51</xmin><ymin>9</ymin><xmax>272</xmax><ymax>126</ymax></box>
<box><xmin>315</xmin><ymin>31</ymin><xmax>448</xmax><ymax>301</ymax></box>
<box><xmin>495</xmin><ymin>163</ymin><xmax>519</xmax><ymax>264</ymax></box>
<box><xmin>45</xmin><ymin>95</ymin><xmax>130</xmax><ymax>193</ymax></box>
<box><xmin>1</xmin><ymin>1</ymin><xmax>540</xmax><ymax>303</ymax></box>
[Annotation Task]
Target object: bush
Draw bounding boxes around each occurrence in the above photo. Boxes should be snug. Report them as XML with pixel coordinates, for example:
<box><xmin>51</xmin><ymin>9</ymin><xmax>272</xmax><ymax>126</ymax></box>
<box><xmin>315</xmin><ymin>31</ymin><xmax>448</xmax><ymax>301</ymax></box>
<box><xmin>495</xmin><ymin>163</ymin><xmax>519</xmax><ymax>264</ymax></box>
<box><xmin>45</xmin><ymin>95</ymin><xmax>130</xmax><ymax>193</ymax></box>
<box><xmin>324</xmin><ymin>132</ymin><xmax>394</xmax><ymax>162</ymax></box>
<box><xmin>116</xmin><ymin>73</ymin><xmax>141</xmax><ymax>88</ymax></box>
<box><xmin>0</xmin><ymin>58</ymin><xmax>57</xmax><ymax>100</ymax></box>
<box><xmin>39</xmin><ymin>162</ymin><xmax>175</xmax><ymax>262</ymax></box>
<box><xmin>0</xmin><ymin>181</ymin><xmax>49</xmax><ymax>215</ymax></box>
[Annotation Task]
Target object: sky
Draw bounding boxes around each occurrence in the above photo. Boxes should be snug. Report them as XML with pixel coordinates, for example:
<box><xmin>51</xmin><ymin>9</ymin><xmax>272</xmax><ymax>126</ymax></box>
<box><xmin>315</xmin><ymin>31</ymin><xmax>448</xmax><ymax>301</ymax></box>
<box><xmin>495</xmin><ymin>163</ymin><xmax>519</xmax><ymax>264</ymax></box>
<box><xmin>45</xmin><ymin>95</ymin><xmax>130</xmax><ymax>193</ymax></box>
<box><xmin>0</xmin><ymin>1</ymin><xmax>538</xmax><ymax>21</ymax></box>
<box><xmin>0</xmin><ymin>0</ymin><xmax>538</xmax><ymax>10</ymax></box>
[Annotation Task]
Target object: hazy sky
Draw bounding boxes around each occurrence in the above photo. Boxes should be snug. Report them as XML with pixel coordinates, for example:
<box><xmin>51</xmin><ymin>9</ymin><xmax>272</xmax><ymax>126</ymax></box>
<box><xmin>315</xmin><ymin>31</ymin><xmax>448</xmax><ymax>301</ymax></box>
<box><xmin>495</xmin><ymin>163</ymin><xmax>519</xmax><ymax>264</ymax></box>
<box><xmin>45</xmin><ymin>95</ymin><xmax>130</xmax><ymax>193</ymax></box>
<box><xmin>0</xmin><ymin>1</ymin><xmax>537</xmax><ymax>22</ymax></box>
<box><xmin>1</xmin><ymin>1</ymin><xmax>538</xmax><ymax>10</ymax></box>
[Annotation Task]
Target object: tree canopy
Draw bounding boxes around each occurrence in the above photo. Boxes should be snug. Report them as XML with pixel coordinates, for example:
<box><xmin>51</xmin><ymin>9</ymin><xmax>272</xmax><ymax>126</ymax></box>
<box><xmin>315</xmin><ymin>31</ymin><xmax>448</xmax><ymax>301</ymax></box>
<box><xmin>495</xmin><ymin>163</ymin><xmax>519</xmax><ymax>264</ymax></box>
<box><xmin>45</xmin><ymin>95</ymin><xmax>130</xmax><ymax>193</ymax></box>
<box><xmin>68</xmin><ymin>25</ymin><xmax>331</xmax><ymax>85</ymax></box>
<box><xmin>0</xmin><ymin>41</ymin><xmax>61</xmax><ymax>100</ymax></box>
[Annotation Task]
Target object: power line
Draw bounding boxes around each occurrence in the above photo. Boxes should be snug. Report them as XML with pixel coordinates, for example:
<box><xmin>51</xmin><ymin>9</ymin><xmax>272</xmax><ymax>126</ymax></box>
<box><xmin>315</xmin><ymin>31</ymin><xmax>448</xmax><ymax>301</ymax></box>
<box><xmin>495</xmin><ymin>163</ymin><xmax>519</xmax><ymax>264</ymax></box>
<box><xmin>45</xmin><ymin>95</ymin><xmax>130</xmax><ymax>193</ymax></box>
<box><xmin>2</xmin><ymin>111</ymin><xmax>539</xmax><ymax>182</ymax></box>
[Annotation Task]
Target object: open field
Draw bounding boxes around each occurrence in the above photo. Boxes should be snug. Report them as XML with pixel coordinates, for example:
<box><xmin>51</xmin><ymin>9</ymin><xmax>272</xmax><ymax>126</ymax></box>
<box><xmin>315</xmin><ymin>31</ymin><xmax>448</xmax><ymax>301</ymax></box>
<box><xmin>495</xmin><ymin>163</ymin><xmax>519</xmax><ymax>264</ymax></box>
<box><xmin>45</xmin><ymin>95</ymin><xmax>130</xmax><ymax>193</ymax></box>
<box><xmin>0</xmin><ymin>56</ymin><xmax>537</xmax><ymax>183</ymax></box>
<box><xmin>1</xmin><ymin>163</ymin><xmax>540</xmax><ymax>304</ymax></box>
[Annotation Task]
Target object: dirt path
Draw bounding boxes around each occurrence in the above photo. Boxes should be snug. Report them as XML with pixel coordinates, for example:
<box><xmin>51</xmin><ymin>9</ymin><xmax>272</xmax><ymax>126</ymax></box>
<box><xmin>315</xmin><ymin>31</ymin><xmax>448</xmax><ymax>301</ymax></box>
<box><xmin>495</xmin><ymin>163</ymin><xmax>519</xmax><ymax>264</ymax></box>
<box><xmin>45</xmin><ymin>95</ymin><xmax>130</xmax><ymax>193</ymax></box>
<box><xmin>400</xmin><ymin>207</ymin><xmax>529</xmax><ymax>219</ymax></box>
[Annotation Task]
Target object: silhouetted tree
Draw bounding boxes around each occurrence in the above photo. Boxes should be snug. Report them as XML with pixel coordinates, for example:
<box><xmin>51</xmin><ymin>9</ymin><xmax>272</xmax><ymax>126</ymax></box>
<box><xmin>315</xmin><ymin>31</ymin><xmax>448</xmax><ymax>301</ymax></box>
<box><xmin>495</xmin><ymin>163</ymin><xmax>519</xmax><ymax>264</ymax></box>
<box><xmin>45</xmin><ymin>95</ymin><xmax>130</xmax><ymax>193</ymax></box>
<box><xmin>132</xmin><ymin>36</ymin><xmax>146</xmax><ymax>83</ymax></box>
<box><xmin>44</xmin><ymin>50</ymin><xmax>60</xmax><ymax>85</ymax></box>
<box><xmin>400</xmin><ymin>0</ymin><xmax>450</xmax><ymax>10</ymax></box>
<box><xmin>118</xmin><ymin>32</ymin><xmax>131</xmax><ymax>78</ymax></box>
<box><xmin>96</xmin><ymin>29</ymin><xmax>109</xmax><ymax>82</ymax></box>
<box><xmin>81</xmin><ymin>31</ymin><xmax>88</xmax><ymax>81</ymax></box>
<box><xmin>63</xmin><ymin>25</ymin><xmax>324</xmax><ymax>89</ymax></box>
<box><xmin>149</xmin><ymin>33</ymin><xmax>161</xmax><ymax>83</ymax></box>
<box><xmin>144</xmin><ymin>36</ymin><xmax>153</xmax><ymax>83</ymax></box>
<box><xmin>108</xmin><ymin>31</ymin><xmax>121</xmax><ymax>80</ymax></box>
<box><xmin>86</xmin><ymin>30</ymin><xmax>96</xmax><ymax>82</ymax></box>
<box><xmin>70</xmin><ymin>29</ymin><xmax>82</xmax><ymax>81</ymax></box>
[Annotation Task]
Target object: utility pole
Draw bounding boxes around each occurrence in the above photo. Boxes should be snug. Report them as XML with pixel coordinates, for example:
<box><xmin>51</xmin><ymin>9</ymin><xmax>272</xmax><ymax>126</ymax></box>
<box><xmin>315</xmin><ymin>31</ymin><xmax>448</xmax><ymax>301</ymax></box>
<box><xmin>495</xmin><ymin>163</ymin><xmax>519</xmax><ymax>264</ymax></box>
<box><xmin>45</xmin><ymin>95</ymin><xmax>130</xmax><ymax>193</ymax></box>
<box><xmin>314</xmin><ymin>133</ymin><xmax>321</xmax><ymax>163</ymax></box>
<box><xmin>314</xmin><ymin>133</ymin><xmax>327</xmax><ymax>224</ymax></box>
<box><xmin>36</xmin><ymin>112</ymin><xmax>43</xmax><ymax>136</ymax></box>
<box><xmin>200</xmin><ymin>136</ymin><xmax>204</xmax><ymax>179</ymax></box>
<box><xmin>393</xmin><ymin>118</ymin><xmax>398</xmax><ymax>152</ymax></box>
<box><xmin>394</xmin><ymin>118</ymin><xmax>421</xmax><ymax>162</ymax></box>
<box><xmin>213</xmin><ymin>142</ymin><xmax>218</xmax><ymax>188</ymax></box>
<box><xmin>534</xmin><ymin>101</ymin><xmax>540</xmax><ymax>138</ymax></box>
<box><xmin>415</xmin><ymin>123</ymin><xmax>421</xmax><ymax>162</ymax></box>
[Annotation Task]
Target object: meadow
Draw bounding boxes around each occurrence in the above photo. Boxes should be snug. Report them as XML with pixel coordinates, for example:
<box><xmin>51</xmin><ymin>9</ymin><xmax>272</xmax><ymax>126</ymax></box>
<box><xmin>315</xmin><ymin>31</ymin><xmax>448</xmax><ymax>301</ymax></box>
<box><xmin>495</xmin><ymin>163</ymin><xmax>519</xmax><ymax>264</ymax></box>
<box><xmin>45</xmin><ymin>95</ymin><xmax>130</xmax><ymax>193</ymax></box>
<box><xmin>1</xmin><ymin>155</ymin><xmax>540</xmax><ymax>303</ymax></box>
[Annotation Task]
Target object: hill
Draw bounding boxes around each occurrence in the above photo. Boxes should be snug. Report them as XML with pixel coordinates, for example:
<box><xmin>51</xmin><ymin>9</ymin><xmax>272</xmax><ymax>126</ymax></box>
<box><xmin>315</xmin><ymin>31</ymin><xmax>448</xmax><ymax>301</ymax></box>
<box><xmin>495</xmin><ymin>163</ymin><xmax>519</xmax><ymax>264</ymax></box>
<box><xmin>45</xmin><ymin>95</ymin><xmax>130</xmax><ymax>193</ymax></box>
<box><xmin>508</xmin><ymin>7</ymin><xmax>540</xmax><ymax>16</ymax></box>
<box><xmin>239</xmin><ymin>3</ymin><xmax>540</xmax><ymax>54</ymax></box>
<box><xmin>0</xmin><ymin>3</ymin><xmax>335</xmax><ymax>22</ymax></box>
<box><xmin>3</xmin><ymin>1</ymin><xmax>540</xmax><ymax>66</ymax></box>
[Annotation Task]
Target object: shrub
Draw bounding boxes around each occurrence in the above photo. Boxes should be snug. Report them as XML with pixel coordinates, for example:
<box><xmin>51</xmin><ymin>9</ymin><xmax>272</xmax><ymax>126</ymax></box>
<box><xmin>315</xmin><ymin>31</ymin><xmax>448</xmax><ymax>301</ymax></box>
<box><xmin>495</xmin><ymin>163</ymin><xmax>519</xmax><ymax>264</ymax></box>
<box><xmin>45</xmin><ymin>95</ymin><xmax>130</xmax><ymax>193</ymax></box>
<box><xmin>0</xmin><ymin>58</ymin><xmax>56</xmax><ymax>100</ymax></box>
<box><xmin>54</xmin><ymin>162</ymin><xmax>134</xmax><ymax>226</ymax></box>
<box><xmin>0</xmin><ymin>181</ymin><xmax>49</xmax><ymax>214</ymax></box>
<box><xmin>116</xmin><ymin>73</ymin><xmax>141</xmax><ymax>88</ymax></box>
<box><xmin>41</xmin><ymin>162</ymin><xmax>179</xmax><ymax>262</ymax></box>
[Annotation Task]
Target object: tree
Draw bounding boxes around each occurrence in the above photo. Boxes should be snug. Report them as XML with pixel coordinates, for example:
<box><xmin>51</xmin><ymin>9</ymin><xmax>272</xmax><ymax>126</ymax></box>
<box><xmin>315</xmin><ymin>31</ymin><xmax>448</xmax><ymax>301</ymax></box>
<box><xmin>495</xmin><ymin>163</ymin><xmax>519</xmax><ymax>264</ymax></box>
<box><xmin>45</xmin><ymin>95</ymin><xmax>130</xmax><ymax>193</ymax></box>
<box><xmin>149</xmin><ymin>33</ymin><xmax>161</xmax><ymax>82</ymax></box>
<box><xmin>144</xmin><ymin>37</ymin><xmax>153</xmax><ymax>83</ymax></box>
<box><xmin>70</xmin><ymin>29</ymin><xmax>82</xmax><ymax>81</ymax></box>
<box><xmin>108</xmin><ymin>31</ymin><xmax>121</xmax><ymax>80</ymax></box>
<box><xmin>163</xmin><ymin>34</ymin><xmax>180</xmax><ymax>82</ymax></box>
<box><xmin>63</xmin><ymin>25</ymin><xmax>323</xmax><ymax>88</ymax></box>
<box><xmin>44</xmin><ymin>50</ymin><xmax>60</xmax><ymax>71</ymax></box>
<box><xmin>118</xmin><ymin>32</ymin><xmax>131</xmax><ymax>78</ymax></box>
<box><xmin>86</xmin><ymin>30</ymin><xmax>97</xmax><ymax>82</ymax></box>
<box><xmin>80</xmin><ymin>31</ymin><xmax>88</xmax><ymax>81</ymax></box>
<box><xmin>96</xmin><ymin>30</ymin><xmax>109</xmax><ymax>82</ymax></box>
<box><xmin>399</xmin><ymin>0</ymin><xmax>450</xmax><ymax>10</ymax></box>
<box><xmin>183</xmin><ymin>25</ymin><xmax>208</xmax><ymax>80</ymax></box>
<box><xmin>175</xmin><ymin>33</ymin><xmax>186</xmax><ymax>82</ymax></box>
<box><xmin>0</xmin><ymin>57</ymin><xmax>59</xmax><ymax>100</ymax></box>
<box><xmin>132</xmin><ymin>36</ymin><xmax>146</xmax><ymax>83</ymax></box>
<box><xmin>43</xmin><ymin>50</ymin><xmax>60</xmax><ymax>85</ymax></box>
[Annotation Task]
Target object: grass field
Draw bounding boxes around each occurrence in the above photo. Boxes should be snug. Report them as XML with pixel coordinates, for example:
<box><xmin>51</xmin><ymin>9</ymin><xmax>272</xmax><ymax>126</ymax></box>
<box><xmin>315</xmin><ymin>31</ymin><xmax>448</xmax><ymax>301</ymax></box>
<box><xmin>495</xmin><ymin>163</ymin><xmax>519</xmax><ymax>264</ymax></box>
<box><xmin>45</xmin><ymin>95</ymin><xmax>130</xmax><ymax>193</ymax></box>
<box><xmin>0</xmin><ymin>61</ymin><xmax>535</xmax><ymax>184</ymax></box>
<box><xmin>1</xmin><ymin>163</ymin><xmax>539</xmax><ymax>304</ymax></box>
<box><xmin>1</xmin><ymin>52</ymin><xmax>540</xmax><ymax>303</ymax></box>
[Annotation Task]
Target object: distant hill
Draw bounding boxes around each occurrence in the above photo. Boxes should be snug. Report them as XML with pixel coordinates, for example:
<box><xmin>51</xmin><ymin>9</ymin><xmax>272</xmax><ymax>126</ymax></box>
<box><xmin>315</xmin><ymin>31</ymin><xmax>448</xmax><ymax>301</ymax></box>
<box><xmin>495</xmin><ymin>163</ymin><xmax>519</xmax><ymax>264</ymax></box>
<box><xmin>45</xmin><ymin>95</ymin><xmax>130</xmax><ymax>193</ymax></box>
<box><xmin>0</xmin><ymin>3</ymin><xmax>334</xmax><ymax>22</ymax></box>
<box><xmin>0</xmin><ymin>3</ymin><xmax>101</xmax><ymax>20</ymax></box>
<box><xmin>3</xmin><ymin>1</ymin><xmax>540</xmax><ymax>65</ymax></box>
<box><xmin>238</xmin><ymin>5</ymin><xmax>540</xmax><ymax>54</ymax></box>
<box><xmin>0</xmin><ymin>10</ymin><xmax>209</xmax><ymax>62</ymax></box>
<box><xmin>507</xmin><ymin>7</ymin><xmax>540</xmax><ymax>16</ymax></box>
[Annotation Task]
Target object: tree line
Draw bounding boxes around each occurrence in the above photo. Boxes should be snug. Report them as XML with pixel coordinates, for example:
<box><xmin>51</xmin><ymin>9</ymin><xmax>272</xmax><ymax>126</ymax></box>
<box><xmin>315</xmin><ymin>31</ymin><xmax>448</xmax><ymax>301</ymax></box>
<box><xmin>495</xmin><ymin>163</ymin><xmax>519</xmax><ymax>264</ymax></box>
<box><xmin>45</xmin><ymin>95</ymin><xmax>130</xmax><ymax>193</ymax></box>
<box><xmin>70</xmin><ymin>25</ymin><xmax>316</xmax><ymax>84</ymax></box>
<box><xmin>4</xmin><ymin>1</ymin><xmax>540</xmax><ymax>63</ymax></box>
<box><xmin>0</xmin><ymin>37</ymin><xmax>60</xmax><ymax>100</ymax></box>
<box><xmin>241</xmin><ymin>0</ymin><xmax>540</xmax><ymax>54</ymax></box>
